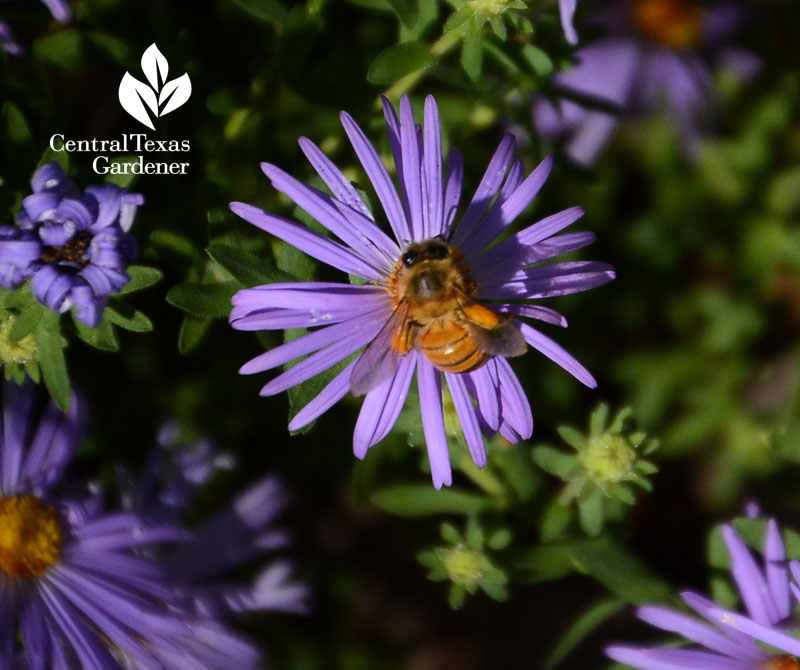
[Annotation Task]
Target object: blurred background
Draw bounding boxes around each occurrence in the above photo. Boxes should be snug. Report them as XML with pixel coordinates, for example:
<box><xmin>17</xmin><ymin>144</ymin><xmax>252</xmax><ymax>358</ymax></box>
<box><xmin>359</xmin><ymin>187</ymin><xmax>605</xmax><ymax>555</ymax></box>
<box><xmin>1</xmin><ymin>0</ymin><xmax>800</xmax><ymax>667</ymax></box>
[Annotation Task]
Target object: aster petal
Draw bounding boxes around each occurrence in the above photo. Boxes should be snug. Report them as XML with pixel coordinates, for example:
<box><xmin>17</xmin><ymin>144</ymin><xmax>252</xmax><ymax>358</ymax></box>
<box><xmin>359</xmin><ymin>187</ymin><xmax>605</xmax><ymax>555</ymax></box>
<box><xmin>38</xmin><ymin>582</ymin><xmax>119</xmax><ymax>670</ymax></box>
<box><xmin>564</xmin><ymin>109</ymin><xmax>622</xmax><ymax>167</ymax></box>
<box><xmin>259</xmin><ymin>320</ymin><xmax>381</xmax><ymax>396</ymax></box>
<box><xmin>519</xmin><ymin>322</ymin><xmax>596</xmax><ymax>388</ymax></box>
<box><xmin>353</xmin><ymin>351</ymin><xmax>417</xmax><ymax>458</ymax></box>
<box><xmin>261</xmin><ymin>162</ymin><xmax>394</xmax><ymax>272</ymax></box>
<box><xmin>396</xmin><ymin>96</ymin><xmax>425</xmax><ymax>240</ymax></box>
<box><xmin>30</xmin><ymin>266</ymin><xmax>74</xmax><ymax>313</ymax></box>
<box><xmin>230</xmin><ymin>283</ymin><xmax>389</xmax><ymax>329</ymax></box>
<box><xmin>229</xmin><ymin>201</ymin><xmax>383</xmax><ymax>281</ymax></box>
<box><xmin>40</xmin><ymin>0</ymin><xmax>73</xmax><ymax>22</ymax></box>
<box><xmin>297</xmin><ymin>136</ymin><xmax>374</xmax><ymax>221</ymax></box>
<box><xmin>20</xmin><ymin>599</ymin><xmax>51</xmax><ymax>670</ymax></box>
<box><xmin>1</xmin><ymin>380</ymin><xmax>35</xmax><ymax>492</ymax></box>
<box><xmin>497</xmin><ymin>303</ymin><xmax>568</xmax><ymax>328</ymax></box>
<box><xmin>470</xmin><ymin>206</ymin><xmax>586</xmax><ymax>277</ymax></box>
<box><xmin>422</xmin><ymin>95</ymin><xmax>443</xmax><ymax>238</ymax></box>
<box><xmin>606</xmin><ymin>646</ymin><xmax>755</xmax><ymax>670</ymax></box>
<box><xmin>31</xmin><ymin>163</ymin><xmax>74</xmax><ymax>196</ymax></box>
<box><xmin>288</xmin><ymin>360</ymin><xmax>357</xmax><ymax>432</ymax></box>
<box><xmin>765</xmin><ymin>519</ymin><xmax>791</xmax><ymax>621</ymax></box>
<box><xmin>442</xmin><ymin>147</ymin><xmax>464</xmax><ymax>237</ymax></box>
<box><xmin>21</xmin><ymin>192</ymin><xmax>60</xmax><ymax>222</ymax></box>
<box><xmin>82</xmin><ymin>185</ymin><xmax>123</xmax><ymax>231</ymax></box>
<box><xmin>459</xmin><ymin>155</ymin><xmax>554</xmax><ymax>258</ymax></box>
<box><xmin>451</xmin><ymin>134</ymin><xmax>516</xmax><ymax>246</ymax></box>
<box><xmin>495</xmin><ymin>357</ymin><xmax>533</xmax><ymax>439</ymax></box>
<box><xmin>0</xmin><ymin>20</ymin><xmax>24</xmax><ymax>56</ymax></box>
<box><xmin>558</xmin><ymin>0</ymin><xmax>578</xmax><ymax>45</ymax></box>
<box><xmin>722</xmin><ymin>524</ymin><xmax>779</xmax><ymax>625</ymax></box>
<box><xmin>481</xmin><ymin>261</ymin><xmax>615</xmax><ymax>299</ymax></box>
<box><xmin>340</xmin><ymin>110</ymin><xmax>410</xmax><ymax>242</ymax></box>
<box><xmin>466</xmin><ymin>361</ymin><xmax>501</xmax><ymax>432</ymax></box>
<box><xmin>445</xmin><ymin>372</ymin><xmax>486</xmax><ymax>467</ymax></box>
<box><xmin>0</xmin><ymin>586</ymin><xmax>13</xmax><ymax>667</ymax></box>
<box><xmin>636</xmin><ymin>606</ymin><xmax>762</xmax><ymax>661</ymax></box>
<box><xmin>417</xmin><ymin>359</ymin><xmax>452</xmax><ymax>489</ymax></box>
<box><xmin>239</xmin><ymin>312</ymin><xmax>386</xmax><ymax>374</ymax></box>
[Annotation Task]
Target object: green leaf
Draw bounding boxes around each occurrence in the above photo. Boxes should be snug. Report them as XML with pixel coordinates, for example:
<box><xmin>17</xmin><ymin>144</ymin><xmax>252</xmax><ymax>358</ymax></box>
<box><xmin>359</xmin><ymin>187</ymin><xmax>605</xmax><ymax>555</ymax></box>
<box><xmin>74</xmin><ymin>318</ymin><xmax>119</xmax><ymax>352</ymax></box>
<box><xmin>494</xmin><ymin>446</ymin><xmax>538</xmax><ymax>501</ymax></box>
<box><xmin>443</xmin><ymin>6</ymin><xmax>472</xmax><ymax>32</ymax></box>
<box><xmin>568</xmin><ymin>537</ymin><xmax>672</xmax><ymax>603</ymax></box>
<box><xmin>367</xmin><ymin>41</ymin><xmax>435</xmax><ymax>86</ymax></box>
<box><xmin>105</xmin><ymin>300</ymin><xmax>154</xmax><ymax>332</ymax></box>
<box><xmin>36</xmin><ymin>316</ymin><xmax>71</xmax><ymax>412</ymax></box>
<box><xmin>383</xmin><ymin>0</ymin><xmax>418</xmax><ymax>28</ymax></box>
<box><xmin>578</xmin><ymin>487</ymin><xmax>604</xmax><ymax>536</ymax></box>
<box><xmin>543</xmin><ymin>598</ymin><xmax>626</xmax><ymax>670</ymax></box>
<box><xmin>230</xmin><ymin>0</ymin><xmax>288</xmax><ymax>25</ymax></box>
<box><xmin>540</xmin><ymin>500</ymin><xmax>573</xmax><ymax>543</ymax></box>
<box><xmin>103</xmin><ymin>156</ymin><xmax>140</xmax><ymax>188</ymax></box>
<box><xmin>37</xmin><ymin>144</ymin><xmax>69</xmax><ymax>171</ymax></box>
<box><xmin>119</xmin><ymin>266</ymin><xmax>164</xmax><ymax>295</ymax></box>
<box><xmin>34</xmin><ymin>30</ymin><xmax>84</xmax><ymax>69</ymax></box>
<box><xmin>460</xmin><ymin>19</ymin><xmax>483</xmax><ymax>82</ymax></box>
<box><xmin>207</xmin><ymin>243</ymin><xmax>293</xmax><ymax>287</ymax></box>
<box><xmin>1</xmin><ymin>103</ymin><xmax>35</xmax><ymax>168</ymax></box>
<box><xmin>9</xmin><ymin>304</ymin><xmax>44</xmax><ymax>342</ymax></box>
<box><xmin>166</xmin><ymin>281</ymin><xmax>238</xmax><ymax>318</ymax></box>
<box><xmin>178</xmin><ymin>315</ymin><xmax>212</xmax><ymax>354</ymax></box>
<box><xmin>521</xmin><ymin>44</ymin><xmax>554</xmax><ymax>77</ymax></box>
<box><xmin>371</xmin><ymin>485</ymin><xmax>492</xmax><ymax>517</ymax></box>
<box><xmin>278</xmin><ymin>240</ymin><xmax>315</xmax><ymax>281</ymax></box>
<box><xmin>532</xmin><ymin>446</ymin><xmax>577</xmax><ymax>478</ymax></box>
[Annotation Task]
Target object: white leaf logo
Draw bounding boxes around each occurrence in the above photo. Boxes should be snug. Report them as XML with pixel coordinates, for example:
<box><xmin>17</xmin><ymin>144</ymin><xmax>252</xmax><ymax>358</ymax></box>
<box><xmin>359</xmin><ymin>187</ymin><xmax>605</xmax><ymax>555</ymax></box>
<box><xmin>118</xmin><ymin>43</ymin><xmax>191</xmax><ymax>130</ymax></box>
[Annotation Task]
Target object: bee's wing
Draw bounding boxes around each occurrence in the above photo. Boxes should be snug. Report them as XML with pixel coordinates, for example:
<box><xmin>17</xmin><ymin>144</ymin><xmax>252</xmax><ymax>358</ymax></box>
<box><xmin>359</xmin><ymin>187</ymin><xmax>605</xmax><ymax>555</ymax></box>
<box><xmin>349</xmin><ymin>304</ymin><xmax>409</xmax><ymax>396</ymax></box>
<box><xmin>460</xmin><ymin>300</ymin><xmax>528</xmax><ymax>359</ymax></box>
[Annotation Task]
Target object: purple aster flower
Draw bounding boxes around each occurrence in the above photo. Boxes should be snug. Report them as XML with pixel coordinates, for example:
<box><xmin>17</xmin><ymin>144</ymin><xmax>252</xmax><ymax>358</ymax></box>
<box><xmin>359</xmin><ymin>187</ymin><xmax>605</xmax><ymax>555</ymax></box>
<box><xmin>533</xmin><ymin>0</ymin><xmax>760</xmax><ymax>166</ymax></box>
<box><xmin>0</xmin><ymin>0</ymin><xmax>72</xmax><ymax>55</ymax></box>
<box><xmin>607</xmin><ymin>517</ymin><xmax>800</xmax><ymax>670</ymax></box>
<box><xmin>0</xmin><ymin>380</ymin><xmax>249</xmax><ymax>670</ymax></box>
<box><xmin>119</xmin><ymin>422</ymin><xmax>309</xmax><ymax>619</ymax></box>
<box><xmin>0</xmin><ymin>162</ymin><xmax>142</xmax><ymax>328</ymax></box>
<box><xmin>229</xmin><ymin>94</ymin><xmax>614</xmax><ymax>488</ymax></box>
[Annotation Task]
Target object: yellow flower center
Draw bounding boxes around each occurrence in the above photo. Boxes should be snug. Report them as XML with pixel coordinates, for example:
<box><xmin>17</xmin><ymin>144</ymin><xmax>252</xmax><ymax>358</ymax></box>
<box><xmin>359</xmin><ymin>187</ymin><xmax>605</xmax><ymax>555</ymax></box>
<box><xmin>633</xmin><ymin>0</ymin><xmax>704</xmax><ymax>50</ymax></box>
<box><xmin>0</xmin><ymin>495</ymin><xmax>62</xmax><ymax>577</ymax></box>
<box><xmin>762</xmin><ymin>656</ymin><xmax>800</xmax><ymax>670</ymax></box>
<box><xmin>0</xmin><ymin>317</ymin><xmax>38</xmax><ymax>365</ymax></box>
<box><xmin>443</xmin><ymin>545</ymin><xmax>489</xmax><ymax>588</ymax></box>
<box><xmin>579</xmin><ymin>434</ymin><xmax>635</xmax><ymax>483</ymax></box>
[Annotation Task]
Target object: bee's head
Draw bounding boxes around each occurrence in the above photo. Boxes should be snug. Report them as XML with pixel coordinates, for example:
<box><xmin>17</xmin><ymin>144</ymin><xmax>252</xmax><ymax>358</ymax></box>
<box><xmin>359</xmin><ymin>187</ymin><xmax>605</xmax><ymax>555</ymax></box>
<box><xmin>402</xmin><ymin>239</ymin><xmax>450</xmax><ymax>268</ymax></box>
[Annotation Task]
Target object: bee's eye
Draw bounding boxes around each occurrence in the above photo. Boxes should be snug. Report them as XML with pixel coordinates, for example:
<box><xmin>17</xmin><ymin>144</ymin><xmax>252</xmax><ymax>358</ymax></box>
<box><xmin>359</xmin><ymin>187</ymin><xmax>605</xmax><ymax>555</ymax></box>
<box><xmin>427</xmin><ymin>244</ymin><xmax>448</xmax><ymax>259</ymax></box>
<box><xmin>402</xmin><ymin>251</ymin><xmax>418</xmax><ymax>267</ymax></box>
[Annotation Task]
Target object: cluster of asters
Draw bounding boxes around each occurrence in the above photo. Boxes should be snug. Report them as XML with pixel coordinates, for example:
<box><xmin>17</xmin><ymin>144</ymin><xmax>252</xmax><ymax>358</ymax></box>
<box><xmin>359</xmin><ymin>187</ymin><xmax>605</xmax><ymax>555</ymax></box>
<box><xmin>534</xmin><ymin>0</ymin><xmax>759</xmax><ymax>165</ymax></box>
<box><xmin>0</xmin><ymin>163</ymin><xmax>141</xmax><ymax>328</ymax></box>
<box><xmin>608</xmin><ymin>508</ymin><xmax>800</xmax><ymax>670</ymax></box>
<box><xmin>0</xmin><ymin>381</ymin><xmax>306</xmax><ymax>669</ymax></box>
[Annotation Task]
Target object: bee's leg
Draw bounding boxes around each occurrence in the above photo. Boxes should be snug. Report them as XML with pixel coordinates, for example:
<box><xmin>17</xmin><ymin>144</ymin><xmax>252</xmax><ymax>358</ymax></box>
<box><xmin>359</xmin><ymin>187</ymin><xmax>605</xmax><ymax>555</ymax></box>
<box><xmin>391</xmin><ymin>320</ymin><xmax>414</xmax><ymax>354</ymax></box>
<box><xmin>461</xmin><ymin>302</ymin><xmax>506</xmax><ymax>329</ymax></box>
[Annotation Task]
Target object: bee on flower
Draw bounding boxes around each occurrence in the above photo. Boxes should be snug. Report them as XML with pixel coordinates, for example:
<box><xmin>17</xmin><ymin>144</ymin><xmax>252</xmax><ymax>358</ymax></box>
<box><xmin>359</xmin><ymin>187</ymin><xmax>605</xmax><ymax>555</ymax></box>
<box><xmin>230</xmin><ymin>95</ymin><xmax>614</xmax><ymax>488</ymax></box>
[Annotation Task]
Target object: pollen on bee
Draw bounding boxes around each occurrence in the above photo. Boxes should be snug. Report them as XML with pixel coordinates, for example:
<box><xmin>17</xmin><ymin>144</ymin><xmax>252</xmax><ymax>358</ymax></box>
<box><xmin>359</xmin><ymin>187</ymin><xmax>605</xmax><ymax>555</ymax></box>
<box><xmin>0</xmin><ymin>495</ymin><xmax>62</xmax><ymax>577</ymax></box>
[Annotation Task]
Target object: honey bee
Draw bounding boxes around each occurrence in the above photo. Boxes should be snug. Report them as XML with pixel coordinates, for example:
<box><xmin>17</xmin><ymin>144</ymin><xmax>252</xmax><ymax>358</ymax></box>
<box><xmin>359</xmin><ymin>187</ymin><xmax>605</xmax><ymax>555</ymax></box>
<box><xmin>350</xmin><ymin>238</ymin><xmax>527</xmax><ymax>395</ymax></box>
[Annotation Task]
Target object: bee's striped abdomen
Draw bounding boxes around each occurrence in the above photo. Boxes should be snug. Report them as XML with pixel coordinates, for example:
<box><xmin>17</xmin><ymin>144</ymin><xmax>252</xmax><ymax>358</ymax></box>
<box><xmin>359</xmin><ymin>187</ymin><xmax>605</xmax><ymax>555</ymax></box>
<box><xmin>416</xmin><ymin>321</ymin><xmax>488</xmax><ymax>373</ymax></box>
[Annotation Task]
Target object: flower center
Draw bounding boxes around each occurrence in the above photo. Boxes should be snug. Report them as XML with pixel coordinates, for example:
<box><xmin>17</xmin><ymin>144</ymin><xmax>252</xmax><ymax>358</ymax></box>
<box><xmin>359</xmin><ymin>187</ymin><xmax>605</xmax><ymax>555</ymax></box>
<box><xmin>579</xmin><ymin>434</ymin><xmax>635</xmax><ymax>483</ymax></box>
<box><xmin>40</xmin><ymin>229</ymin><xmax>93</xmax><ymax>267</ymax></box>
<box><xmin>443</xmin><ymin>544</ymin><xmax>490</xmax><ymax>588</ymax></box>
<box><xmin>0</xmin><ymin>495</ymin><xmax>62</xmax><ymax>577</ymax></box>
<box><xmin>762</xmin><ymin>656</ymin><xmax>800</xmax><ymax>670</ymax></box>
<box><xmin>633</xmin><ymin>0</ymin><xmax>704</xmax><ymax>50</ymax></box>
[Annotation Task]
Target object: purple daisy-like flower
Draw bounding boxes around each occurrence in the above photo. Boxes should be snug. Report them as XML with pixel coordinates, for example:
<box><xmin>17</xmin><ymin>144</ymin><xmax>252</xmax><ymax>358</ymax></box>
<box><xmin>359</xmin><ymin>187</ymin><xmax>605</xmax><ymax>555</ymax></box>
<box><xmin>533</xmin><ymin>0</ymin><xmax>760</xmax><ymax>166</ymax></box>
<box><xmin>229</xmin><ymin>95</ymin><xmax>614</xmax><ymax>488</ymax></box>
<box><xmin>119</xmin><ymin>423</ymin><xmax>309</xmax><ymax>619</ymax></box>
<box><xmin>0</xmin><ymin>163</ymin><xmax>142</xmax><ymax>328</ymax></box>
<box><xmin>0</xmin><ymin>381</ymin><xmax>240</xmax><ymax>669</ymax></box>
<box><xmin>607</xmin><ymin>517</ymin><xmax>800</xmax><ymax>670</ymax></box>
<box><xmin>0</xmin><ymin>0</ymin><xmax>72</xmax><ymax>55</ymax></box>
